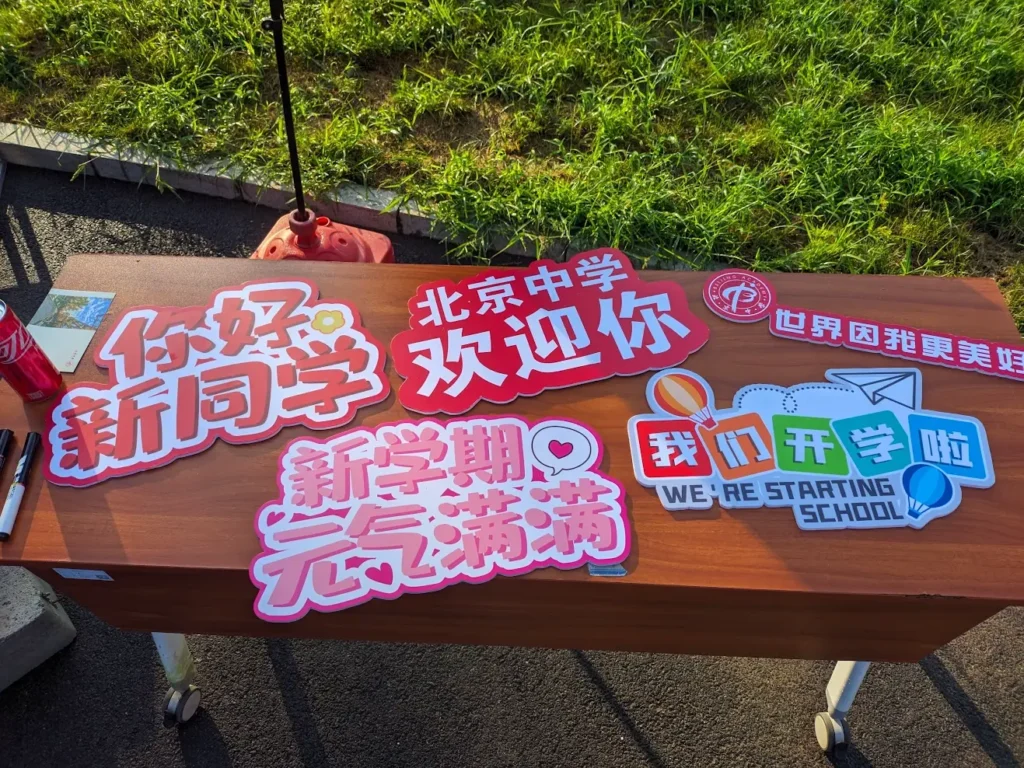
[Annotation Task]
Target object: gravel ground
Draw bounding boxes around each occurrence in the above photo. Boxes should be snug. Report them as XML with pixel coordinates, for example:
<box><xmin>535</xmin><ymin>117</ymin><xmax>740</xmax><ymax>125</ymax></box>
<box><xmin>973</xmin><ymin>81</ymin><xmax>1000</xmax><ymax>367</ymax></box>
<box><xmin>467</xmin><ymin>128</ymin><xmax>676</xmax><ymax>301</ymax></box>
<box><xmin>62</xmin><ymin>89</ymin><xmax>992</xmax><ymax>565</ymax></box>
<box><xmin>0</xmin><ymin>164</ymin><xmax>1022</xmax><ymax>768</ymax></box>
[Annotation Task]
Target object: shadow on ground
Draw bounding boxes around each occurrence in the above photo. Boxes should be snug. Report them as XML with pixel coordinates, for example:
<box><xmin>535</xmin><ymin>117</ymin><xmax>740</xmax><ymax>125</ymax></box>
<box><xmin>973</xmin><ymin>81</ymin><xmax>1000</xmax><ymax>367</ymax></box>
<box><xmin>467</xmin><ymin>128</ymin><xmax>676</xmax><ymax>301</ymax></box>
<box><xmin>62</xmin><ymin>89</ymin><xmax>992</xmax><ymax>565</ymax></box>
<box><xmin>0</xmin><ymin>164</ymin><xmax>1022</xmax><ymax>768</ymax></box>
<box><xmin>2</xmin><ymin>599</ymin><xmax>1022</xmax><ymax>768</ymax></box>
<box><xmin>0</xmin><ymin>165</ymin><xmax>449</xmax><ymax>321</ymax></box>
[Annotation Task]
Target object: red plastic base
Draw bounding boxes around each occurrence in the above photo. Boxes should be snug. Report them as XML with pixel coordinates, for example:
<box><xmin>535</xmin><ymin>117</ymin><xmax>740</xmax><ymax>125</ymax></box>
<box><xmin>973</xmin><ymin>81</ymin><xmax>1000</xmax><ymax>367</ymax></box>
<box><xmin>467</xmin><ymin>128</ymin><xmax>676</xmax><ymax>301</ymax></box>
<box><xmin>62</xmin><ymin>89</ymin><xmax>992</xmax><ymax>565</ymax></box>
<box><xmin>250</xmin><ymin>209</ymin><xmax>394</xmax><ymax>263</ymax></box>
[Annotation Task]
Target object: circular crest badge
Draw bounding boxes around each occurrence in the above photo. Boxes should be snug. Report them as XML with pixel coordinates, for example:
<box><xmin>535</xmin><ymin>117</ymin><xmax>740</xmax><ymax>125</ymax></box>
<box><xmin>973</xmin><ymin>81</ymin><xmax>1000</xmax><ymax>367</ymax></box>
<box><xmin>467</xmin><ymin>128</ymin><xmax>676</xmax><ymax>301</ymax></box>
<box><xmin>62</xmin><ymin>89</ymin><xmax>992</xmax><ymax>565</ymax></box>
<box><xmin>703</xmin><ymin>269</ymin><xmax>776</xmax><ymax>323</ymax></box>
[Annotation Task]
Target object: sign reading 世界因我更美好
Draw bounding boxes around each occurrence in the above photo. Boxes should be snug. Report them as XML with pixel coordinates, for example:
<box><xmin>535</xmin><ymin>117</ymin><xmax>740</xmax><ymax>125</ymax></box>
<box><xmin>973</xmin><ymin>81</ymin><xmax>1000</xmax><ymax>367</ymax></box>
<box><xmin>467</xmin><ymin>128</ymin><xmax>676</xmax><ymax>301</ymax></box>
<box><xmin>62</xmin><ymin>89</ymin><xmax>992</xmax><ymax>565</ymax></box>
<box><xmin>249</xmin><ymin>416</ymin><xmax>630</xmax><ymax>622</ymax></box>
<box><xmin>391</xmin><ymin>249</ymin><xmax>710</xmax><ymax>415</ymax></box>
<box><xmin>703</xmin><ymin>268</ymin><xmax>1024</xmax><ymax>382</ymax></box>
<box><xmin>45</xmin><ymin>279</ymin><xmax>390</xmax><ymax>487</ymax></box>
<box><xmin>628</xmin><ymin>367</ymin><xmax>994</xmax><ymax>530</ymax></box>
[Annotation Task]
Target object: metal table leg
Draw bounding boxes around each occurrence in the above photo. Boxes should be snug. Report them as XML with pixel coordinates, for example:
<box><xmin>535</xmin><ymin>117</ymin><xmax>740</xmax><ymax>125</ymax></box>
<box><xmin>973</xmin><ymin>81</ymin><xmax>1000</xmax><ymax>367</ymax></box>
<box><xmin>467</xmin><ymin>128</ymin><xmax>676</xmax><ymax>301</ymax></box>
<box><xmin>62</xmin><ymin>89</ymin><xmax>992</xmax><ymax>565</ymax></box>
<box><xmin>152</xmin><ymin>631</ymin><xmax>202</xmax><ymax>725</ymax></box>
<box><xmin>815</xmin><ymin>660</ymin><xmax>870</xmax><ymax>754</ymax></box>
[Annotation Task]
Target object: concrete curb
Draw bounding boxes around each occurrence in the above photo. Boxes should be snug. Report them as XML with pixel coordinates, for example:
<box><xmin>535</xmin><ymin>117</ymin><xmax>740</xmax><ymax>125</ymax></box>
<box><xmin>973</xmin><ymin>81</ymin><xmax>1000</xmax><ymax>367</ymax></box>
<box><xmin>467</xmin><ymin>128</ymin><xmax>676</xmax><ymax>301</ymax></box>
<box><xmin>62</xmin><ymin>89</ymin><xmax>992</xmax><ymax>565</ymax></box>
<box><xmin>0</xmin><ymin>122</ymin><xmax>435</xmax><ymax>239</ymax></box>
<box><xmin>0</xmin><ymin>567</ymin><xmax>76</xmax><ymax>692</ymax></box>
<box><xmin>0</xmin><ymin>122</ymin><xmax>569</xmax><ymax>260</ymax></box>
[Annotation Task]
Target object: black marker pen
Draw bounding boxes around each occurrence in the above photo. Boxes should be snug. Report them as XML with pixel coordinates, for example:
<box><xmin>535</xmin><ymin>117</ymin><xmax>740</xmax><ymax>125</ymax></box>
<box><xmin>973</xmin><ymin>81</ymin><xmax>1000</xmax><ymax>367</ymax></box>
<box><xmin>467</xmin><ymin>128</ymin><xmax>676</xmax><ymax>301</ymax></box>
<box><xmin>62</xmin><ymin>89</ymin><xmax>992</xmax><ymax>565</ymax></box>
<box><xmin>0</xmin><ymin>432</ymin><xmax>40</xmax><ymax>542</ymax></box>
<box><xmin>0</xmin><ymin>430</ymin><xmax>13</xmax><ymax>472</ymax></box>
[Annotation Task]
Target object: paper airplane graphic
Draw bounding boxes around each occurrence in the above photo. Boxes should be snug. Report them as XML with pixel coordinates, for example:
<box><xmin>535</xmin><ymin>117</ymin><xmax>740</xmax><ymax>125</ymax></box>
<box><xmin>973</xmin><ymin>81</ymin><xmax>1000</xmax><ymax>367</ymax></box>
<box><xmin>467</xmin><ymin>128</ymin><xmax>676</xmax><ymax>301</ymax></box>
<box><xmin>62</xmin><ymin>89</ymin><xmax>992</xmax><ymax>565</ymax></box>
<box><xmin>826</xmin><ymin>368</ymin><xmax>922</xmax><ymax>410</ymax></box>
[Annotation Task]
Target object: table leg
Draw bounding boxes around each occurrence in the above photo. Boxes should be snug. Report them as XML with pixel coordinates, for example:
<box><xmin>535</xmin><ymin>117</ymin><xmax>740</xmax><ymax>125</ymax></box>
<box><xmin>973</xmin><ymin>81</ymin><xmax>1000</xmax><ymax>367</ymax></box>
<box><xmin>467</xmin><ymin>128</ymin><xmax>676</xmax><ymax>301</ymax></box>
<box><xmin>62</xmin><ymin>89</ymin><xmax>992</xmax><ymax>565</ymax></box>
<box><xmin>814</xmin><ymin>660</ymin><xmax>870</xmax><ymax>754</ymax></box>
<box><xmin>152</xmin><ymin>631</ymin><xmax>202</xmax><ymax>726</ymax></box>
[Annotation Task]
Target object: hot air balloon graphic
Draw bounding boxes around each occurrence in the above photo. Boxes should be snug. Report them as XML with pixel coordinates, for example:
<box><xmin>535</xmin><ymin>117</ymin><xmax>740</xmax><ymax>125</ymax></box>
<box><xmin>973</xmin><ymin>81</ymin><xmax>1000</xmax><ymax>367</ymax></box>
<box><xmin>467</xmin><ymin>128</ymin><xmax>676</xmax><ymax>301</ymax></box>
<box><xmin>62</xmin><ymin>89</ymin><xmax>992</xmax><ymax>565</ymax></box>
<box><xmin>901</xmin><ymin>464</ymin><xmax>954</xmax><ymax>519</ymax></box>
<box><xmin>649</xmin><ymin>370</ymin><xmax>717</xmax><ymax>429</ymax></box>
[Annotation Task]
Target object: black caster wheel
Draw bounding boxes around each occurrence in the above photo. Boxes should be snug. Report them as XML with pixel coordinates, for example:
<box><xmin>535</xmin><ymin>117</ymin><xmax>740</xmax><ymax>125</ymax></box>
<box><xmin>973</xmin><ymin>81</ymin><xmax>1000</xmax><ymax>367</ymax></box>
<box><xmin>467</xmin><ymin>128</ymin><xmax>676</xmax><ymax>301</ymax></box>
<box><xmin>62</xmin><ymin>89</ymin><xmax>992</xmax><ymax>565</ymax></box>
<box><xmin>163</xmin><ymin>684</ymin><xmax>201</xmax><ymax>726</ymax></box>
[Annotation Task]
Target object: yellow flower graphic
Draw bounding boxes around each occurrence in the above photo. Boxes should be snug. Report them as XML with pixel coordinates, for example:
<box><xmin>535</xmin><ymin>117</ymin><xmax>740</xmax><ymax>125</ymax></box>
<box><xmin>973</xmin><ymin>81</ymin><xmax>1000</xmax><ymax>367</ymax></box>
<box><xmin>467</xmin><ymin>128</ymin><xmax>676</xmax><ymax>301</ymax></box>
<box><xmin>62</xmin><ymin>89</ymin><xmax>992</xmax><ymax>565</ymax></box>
<box><xmin>312</xmin><ymin>309</ymin><xmax>346</xmax><ymax>333</ymax></box>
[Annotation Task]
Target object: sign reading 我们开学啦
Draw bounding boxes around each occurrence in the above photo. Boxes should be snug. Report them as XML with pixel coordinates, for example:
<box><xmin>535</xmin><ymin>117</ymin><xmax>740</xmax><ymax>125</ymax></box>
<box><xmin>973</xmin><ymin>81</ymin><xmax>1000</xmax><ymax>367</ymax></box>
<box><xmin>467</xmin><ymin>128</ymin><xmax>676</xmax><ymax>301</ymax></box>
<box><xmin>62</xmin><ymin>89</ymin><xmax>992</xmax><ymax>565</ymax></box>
<box><xmin>249</xmin><ymin>416</ymin><xmax>630</xmax><ymax>622</ymax></box>
<box><xmin>703</xmin><ymin>268</ymin><xmax>1024</xmax><ymax>382</ymax></box>
<box><xmin>628</xmin><ymin>367</ymin><xmax>994</xmax><ymax>530</ymax></box>
<box><xmin>44</xmin><ymin>279</ymin><xmax>390</xmax><ymax>487</ymax></box>
<box><xmin>390</xmin><ymin>249</ymin><xmax>710</xmax><ymax>415</ymax></box>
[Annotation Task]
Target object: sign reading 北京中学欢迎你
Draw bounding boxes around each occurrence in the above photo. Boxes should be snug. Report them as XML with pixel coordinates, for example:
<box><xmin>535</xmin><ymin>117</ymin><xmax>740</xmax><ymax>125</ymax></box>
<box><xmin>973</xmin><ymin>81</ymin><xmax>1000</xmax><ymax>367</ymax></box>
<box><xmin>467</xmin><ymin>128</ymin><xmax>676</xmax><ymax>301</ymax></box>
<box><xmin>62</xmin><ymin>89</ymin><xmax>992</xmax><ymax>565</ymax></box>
<box><xmin>391</xmin><ymin>249</ymin><xmax>710</xmax><ymax>415</ymax></box>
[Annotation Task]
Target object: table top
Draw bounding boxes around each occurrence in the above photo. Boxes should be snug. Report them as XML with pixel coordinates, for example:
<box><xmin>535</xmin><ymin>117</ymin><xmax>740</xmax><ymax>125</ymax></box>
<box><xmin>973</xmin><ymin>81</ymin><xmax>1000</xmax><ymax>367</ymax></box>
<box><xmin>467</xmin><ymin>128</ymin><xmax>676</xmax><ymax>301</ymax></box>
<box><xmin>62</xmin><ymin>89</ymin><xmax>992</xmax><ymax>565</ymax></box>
<box><xmin>2</xmin><ymin>254</ymin><xmax>1024</xmax><ymax>605</ymax></box>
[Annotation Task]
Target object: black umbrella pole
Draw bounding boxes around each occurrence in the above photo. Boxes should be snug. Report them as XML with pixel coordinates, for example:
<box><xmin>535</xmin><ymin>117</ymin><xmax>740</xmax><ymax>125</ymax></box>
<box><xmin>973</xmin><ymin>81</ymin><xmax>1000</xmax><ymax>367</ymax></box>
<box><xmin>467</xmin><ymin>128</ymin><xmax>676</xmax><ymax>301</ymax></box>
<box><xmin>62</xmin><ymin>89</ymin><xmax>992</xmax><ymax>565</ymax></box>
<box><xmin>263</xmin><ymin>0</ymin><xmax>307</xmax><ymax>221</ymax></box>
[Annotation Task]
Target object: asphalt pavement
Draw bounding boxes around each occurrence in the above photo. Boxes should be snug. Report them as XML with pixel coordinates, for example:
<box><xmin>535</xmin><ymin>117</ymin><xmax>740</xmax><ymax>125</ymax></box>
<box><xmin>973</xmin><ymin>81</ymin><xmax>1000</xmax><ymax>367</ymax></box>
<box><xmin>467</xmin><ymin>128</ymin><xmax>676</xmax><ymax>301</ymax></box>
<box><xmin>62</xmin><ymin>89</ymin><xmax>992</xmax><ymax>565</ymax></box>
<box><xmin>0</xmin><ymin>164</ymin><xmax>1022</xmax><ymax>768</ymax></box>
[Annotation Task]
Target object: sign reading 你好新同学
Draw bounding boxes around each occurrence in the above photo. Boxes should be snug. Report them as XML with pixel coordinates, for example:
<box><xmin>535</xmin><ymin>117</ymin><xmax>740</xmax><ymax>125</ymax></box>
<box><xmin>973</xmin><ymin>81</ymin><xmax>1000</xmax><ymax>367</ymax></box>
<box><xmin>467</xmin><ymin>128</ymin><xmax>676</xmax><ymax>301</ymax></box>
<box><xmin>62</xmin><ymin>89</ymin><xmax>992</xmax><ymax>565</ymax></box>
<box><xmin>628</xmin><ymin>367</ymin><xmax>994</xmax><ymax>530</ymax></box>
<box><xmin>391</xmin><ymin>249</ymin><xmax>710</xmax><ymax>415</ymax></box>
<box><xmin>45</xmin><ymin>279</ymin><xmax>390</xmax><ymax>487</ymax></box>
<box><xmin>250</xmin><ymin>416</ymin><xmax>630</xmax><ymax>622</ymax></box>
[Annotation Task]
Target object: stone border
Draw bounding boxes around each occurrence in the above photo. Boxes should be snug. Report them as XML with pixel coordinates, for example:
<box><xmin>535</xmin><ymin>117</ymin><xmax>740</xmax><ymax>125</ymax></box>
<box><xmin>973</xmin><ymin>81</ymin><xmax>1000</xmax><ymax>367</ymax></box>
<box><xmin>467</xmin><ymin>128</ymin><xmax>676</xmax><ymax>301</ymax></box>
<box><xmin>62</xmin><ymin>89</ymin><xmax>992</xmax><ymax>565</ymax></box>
<box><xmin>0</xmin><ymin>122</ymin><xmax>437</xmax><ymax>239</ymax></box>
<box><xmin>0</xmin><ymin>123</ymin><xmax>588</xmax><ymax>259</ymax></box>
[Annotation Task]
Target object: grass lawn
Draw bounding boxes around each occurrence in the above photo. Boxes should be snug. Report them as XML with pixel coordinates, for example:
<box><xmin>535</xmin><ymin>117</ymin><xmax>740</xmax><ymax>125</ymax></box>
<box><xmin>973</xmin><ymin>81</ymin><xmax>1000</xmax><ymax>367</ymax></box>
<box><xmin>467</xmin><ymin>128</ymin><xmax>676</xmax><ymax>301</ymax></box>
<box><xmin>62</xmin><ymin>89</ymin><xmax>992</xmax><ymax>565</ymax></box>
<box><xmin>1</xmin><ymin>0</ymin><xmax>1023</xmax><ymax>325</ymax></box>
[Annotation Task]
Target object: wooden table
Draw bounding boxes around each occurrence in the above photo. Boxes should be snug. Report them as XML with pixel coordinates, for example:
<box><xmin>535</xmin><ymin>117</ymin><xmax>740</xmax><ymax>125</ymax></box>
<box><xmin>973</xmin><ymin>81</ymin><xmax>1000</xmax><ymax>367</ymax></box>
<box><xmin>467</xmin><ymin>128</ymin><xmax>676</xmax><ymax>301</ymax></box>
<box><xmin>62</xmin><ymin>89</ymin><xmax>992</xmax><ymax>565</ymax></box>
<box><xmin>1</xmin><ymin>254</ymin><xmax>1022</xmax><ymax>742</ymax></box>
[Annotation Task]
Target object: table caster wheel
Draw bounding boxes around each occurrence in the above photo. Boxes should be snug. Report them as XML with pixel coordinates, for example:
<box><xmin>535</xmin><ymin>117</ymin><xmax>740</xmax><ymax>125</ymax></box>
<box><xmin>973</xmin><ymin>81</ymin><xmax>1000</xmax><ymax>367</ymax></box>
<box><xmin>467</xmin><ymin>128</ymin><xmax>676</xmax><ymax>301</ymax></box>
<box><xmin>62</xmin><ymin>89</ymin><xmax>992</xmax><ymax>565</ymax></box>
<box><xmin>815</xmin><ymin>711</ymin><xmax>849</xmax><ymax>754</ymax></box>
<box><xmin>163</xmin><ymin>685</ymin><xmax>201</xmax><ymax>726</ymax></box>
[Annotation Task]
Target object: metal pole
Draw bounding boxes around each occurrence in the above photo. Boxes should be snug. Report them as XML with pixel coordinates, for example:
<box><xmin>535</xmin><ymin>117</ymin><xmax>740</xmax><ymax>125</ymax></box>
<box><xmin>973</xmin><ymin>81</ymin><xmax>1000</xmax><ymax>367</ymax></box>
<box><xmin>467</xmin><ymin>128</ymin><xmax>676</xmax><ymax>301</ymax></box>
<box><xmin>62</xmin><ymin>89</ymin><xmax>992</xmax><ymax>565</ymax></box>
<box><xmin>262</xmin><ymin>0</ymin><xmax>307</xmax><ymax>221</ymax></box>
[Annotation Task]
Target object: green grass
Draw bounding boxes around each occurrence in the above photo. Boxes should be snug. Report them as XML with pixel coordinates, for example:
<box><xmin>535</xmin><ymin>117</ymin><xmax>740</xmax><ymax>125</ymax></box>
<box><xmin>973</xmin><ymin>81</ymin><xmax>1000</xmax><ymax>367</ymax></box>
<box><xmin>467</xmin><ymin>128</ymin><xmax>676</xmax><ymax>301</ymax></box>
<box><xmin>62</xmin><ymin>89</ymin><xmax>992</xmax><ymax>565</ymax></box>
<box><xmin>2</xmin><ymin>0</ymin><xmax>1023</xmax><ymax>325</ymax></box>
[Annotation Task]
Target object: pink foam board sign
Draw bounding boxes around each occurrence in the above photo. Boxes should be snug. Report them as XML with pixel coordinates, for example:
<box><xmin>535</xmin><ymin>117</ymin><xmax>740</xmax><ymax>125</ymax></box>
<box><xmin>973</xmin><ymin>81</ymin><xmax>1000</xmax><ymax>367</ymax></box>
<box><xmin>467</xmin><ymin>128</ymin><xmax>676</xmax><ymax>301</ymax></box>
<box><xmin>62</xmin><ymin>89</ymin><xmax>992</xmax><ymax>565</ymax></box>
<box><xmin>703</xmin><ymin>268</ymin><xmax>1024</xmax><ymax>382</ymax></box>
<box><xmin>628</xmin><ymin>367</ymin><xmax>994</xmax><ymax>531</ymax></box>
<box><xmin>45</xmin><ymin>279</ymin><xmax>389</xmax><ymax>487</ymax></box>
<box><xmin>250</xmin><ymin>416</ymin><xmax>630</xmax><ymax>622</ymax></box>
<box><xmin>391</xmin><ymin>249</ymin><xmax>710</xmax><ymax>415</ymax></box>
